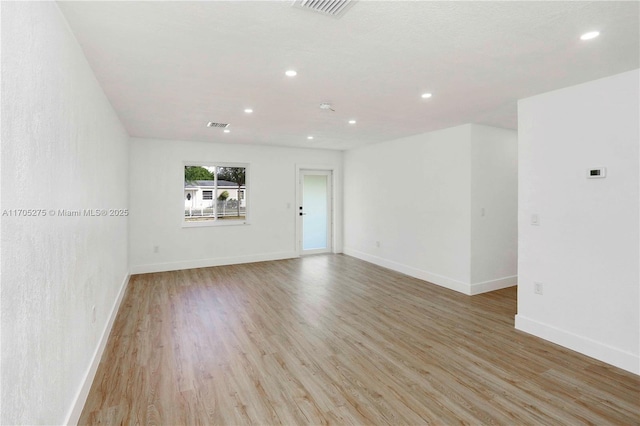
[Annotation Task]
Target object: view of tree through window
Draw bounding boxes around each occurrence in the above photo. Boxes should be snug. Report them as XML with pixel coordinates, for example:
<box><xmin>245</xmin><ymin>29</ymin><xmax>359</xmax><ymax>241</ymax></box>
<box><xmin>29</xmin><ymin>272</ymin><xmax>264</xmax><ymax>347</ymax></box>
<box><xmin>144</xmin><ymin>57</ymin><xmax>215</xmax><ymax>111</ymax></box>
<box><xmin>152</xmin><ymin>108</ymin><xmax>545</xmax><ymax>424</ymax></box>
<box><xmin>184</xmin><ymin>164</ymin><xmax>247</xmax><ymax>224</ymax></box>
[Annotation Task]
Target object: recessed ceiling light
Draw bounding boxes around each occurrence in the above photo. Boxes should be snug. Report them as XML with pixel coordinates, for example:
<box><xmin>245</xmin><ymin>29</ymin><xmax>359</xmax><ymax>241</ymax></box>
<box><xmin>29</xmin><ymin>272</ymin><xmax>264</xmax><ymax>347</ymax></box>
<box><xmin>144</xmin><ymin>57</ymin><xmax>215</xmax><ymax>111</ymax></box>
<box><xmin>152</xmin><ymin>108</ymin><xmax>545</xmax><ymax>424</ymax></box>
<box><xmin>244</xmin><ymin>108</ymin><xmax>253</xmax><ymax>113</ymax></box>
<box><xmin>307</xmin><ymin>136</ymin><xmax>314</xmax><ymax>140</ymax></box>
<box><xmin>580</xmin><ymin>31</ymin><xmax>600</xmax><ymax>40</ymax></box>
<box><xmin>223</xmin><ymin>129</ymin><xmax>230</xmax><ymax>133</ymax></box>
<box><xmin>421</xmin><ymin>93</ymin><xmax>433</xmax><ymax>99</ymax></box>
<box><xmin>285</xmin><ymin>70</ymin><xmax>297</xmax><ymax>77</ymax></box>
<box><xmin>348</xmin><ymin>120</ymin><xmax>356</xmax><ymax>124</ymax></box>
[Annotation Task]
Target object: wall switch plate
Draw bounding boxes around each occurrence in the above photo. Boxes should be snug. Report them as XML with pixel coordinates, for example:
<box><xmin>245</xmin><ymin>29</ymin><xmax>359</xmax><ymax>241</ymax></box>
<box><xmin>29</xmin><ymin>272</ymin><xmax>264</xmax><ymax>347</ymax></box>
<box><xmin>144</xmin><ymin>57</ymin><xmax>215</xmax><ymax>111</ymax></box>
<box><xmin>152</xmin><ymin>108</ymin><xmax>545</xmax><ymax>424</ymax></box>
<box><xmin>534</xmin><ymin>282</ymin><xmax>543</xmax><ymax>295</ymax></box>
<box><xmin>531</xmin><ymin>214</ymin><xmax>540</xmax><ymax>226</ymax></box>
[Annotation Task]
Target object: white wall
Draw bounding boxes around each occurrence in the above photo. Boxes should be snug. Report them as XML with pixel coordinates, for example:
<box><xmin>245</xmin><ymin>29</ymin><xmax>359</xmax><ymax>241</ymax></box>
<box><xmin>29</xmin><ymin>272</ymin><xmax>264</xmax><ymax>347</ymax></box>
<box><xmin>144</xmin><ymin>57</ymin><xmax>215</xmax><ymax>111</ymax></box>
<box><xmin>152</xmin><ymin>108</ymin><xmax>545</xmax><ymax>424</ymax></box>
<box><xmin>1</xmin><ymin>2</ymin><xmax>130</xmax><ymax>424</ymax></box>
<box><xmin>516</xmin><ymin>69</ymin><xmax>639</xmax><ymax>374</ymax></box>
<box><xmin>129</xmin><ymin>138</ymin><xmax>342</xmax><ymax>273</ymax></box>
<box><xmin>470</xmin><ymin>125</ymin><xmax>518</xmax><ymax>289</ymax></box>
<box><xmin>343</xmin><ymin>123</ymin><xmax>517</xmax><ymax>295</ymax></box>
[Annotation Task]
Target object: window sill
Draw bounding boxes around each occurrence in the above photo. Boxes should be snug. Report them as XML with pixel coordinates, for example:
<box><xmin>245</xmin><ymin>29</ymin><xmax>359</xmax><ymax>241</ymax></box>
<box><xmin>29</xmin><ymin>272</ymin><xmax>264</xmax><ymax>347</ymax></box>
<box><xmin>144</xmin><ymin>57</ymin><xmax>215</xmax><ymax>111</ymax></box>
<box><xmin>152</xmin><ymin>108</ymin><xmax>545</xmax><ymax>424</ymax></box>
<box><xmin>182</xmin><ymin>219</ymin><xmax>249</xmax><ymax>228</ymax></box>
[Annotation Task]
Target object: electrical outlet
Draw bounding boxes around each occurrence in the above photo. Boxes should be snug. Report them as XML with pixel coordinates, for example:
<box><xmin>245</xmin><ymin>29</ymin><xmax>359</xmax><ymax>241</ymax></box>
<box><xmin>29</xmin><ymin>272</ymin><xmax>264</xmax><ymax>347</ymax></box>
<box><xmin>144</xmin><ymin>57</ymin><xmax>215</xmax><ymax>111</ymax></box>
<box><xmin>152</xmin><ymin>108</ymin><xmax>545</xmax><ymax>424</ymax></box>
<box><xmin>531</xmin><ymin>214</ymin><xmax>540</xmax><ymax>226</ymax></box>
<box><xmin>154</xmin><ymin>245</ymin><xmax>159</xmax><ymax>253</ymax></box>
<box><xmin>534</xmin><ymin>282</ymin><xmax>543</xmax><ymax>295</ymax></box>
<box><xmin>375</xmin><ymin>241</ymin><xmax>380</xmax><ymax>248</ymax></box>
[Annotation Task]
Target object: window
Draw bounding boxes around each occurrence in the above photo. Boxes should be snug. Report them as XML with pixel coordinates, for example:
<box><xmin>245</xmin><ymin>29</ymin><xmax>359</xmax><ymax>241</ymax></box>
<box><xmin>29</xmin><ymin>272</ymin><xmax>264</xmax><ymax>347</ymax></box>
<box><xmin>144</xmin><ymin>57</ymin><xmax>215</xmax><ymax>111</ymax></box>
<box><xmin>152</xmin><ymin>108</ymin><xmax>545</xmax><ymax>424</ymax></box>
<box><xmin>184</xmin><ymin>164</ymin><xmax>248</xmax><ymax>226</ymax></box>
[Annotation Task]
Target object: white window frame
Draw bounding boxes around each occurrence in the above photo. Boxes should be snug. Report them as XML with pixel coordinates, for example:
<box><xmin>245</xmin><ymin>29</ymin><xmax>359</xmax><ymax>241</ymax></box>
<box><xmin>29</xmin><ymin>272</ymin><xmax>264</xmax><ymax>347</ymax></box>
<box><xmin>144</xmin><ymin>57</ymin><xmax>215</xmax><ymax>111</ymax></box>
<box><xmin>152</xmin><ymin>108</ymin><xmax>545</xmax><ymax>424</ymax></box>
<box><xmin>182</xmin><ymin>162</ymin><xmax>249</xmax><ymax>228</ymax></box>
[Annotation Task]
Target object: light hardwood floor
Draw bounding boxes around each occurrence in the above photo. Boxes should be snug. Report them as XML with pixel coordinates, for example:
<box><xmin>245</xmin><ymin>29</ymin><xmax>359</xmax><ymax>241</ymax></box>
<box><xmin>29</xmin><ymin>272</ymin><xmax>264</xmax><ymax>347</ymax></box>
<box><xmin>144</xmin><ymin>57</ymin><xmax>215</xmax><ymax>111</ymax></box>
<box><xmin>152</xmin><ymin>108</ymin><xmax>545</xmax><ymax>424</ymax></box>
<box><xmin>80</xmin><ymin>255</ymin><xmax>640</xmax><ymax>425</ymax></box>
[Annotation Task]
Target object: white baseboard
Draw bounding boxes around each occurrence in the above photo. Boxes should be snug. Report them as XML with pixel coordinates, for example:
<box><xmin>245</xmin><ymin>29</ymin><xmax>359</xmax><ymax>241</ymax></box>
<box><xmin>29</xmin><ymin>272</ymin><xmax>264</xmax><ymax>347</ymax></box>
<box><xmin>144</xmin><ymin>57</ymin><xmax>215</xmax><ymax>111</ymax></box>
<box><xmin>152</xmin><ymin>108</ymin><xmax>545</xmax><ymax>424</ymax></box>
<box><xmin>469</xmin><ymin>275</ymin><xmax>517</xmax><ymax>295</ymax></box>
<box><xmin>343</xmin><ymin>247</ymin><xmax>472</xmax><ymax>294</ymax></box>
<box><xmin>64</xmin><ymin>273</ymin><xmax>130</xmax><ymax>425</ymax></box>
<box><xmin>130</xmin><ymin>251</ymin><xmax>299</xmax><ymax>274</ymax></box>
<box><xmin>344</xmin><ymin>248</ymin><xmax>517</xmax><ymax>296</ymax></box>
<box><xmin>515</xmin><ymin>314</ymin><xmax>639</xmax><ymax>375</ymax></box>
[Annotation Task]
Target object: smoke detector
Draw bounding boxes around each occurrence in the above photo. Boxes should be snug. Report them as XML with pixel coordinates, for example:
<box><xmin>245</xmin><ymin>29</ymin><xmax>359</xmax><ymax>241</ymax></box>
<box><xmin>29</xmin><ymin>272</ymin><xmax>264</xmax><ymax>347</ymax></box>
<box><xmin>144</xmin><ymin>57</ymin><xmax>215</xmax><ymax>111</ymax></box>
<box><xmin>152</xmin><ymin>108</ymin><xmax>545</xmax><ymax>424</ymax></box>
<box><xmin>319</xmin><ymin>103</ymin><xmax>335</xmax><ymax>111</ymax></box>
<box><xmin>292</xmin><ymin>0</ymin><xmax>355</xmax><ymax>18</ymax></box>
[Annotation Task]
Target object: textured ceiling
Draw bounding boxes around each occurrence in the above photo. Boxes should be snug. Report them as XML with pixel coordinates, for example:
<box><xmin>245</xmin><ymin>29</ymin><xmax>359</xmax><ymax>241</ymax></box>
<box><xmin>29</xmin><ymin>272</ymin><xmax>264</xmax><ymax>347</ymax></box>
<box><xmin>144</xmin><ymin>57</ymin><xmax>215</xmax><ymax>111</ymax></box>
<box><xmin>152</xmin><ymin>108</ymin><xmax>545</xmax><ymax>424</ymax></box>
<box><xmin>58</xmin><ymin>1</ymin><xmax>639</xmax><ymax>150</ymax></box>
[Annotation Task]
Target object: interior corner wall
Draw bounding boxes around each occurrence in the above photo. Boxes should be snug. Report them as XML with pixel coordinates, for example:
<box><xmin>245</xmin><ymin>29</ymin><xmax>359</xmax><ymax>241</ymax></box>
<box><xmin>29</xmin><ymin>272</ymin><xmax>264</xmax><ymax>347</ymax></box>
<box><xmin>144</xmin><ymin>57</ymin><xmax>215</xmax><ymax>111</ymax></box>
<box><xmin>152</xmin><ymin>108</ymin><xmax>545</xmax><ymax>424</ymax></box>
<box><xmin>470</xmin><ymin>125</ymin><xmax>518</xmax><ymax>293</ymax></box>
<box><xmin>343</xmin><ymin>124</ymin><xmax>474</xmax><ymax>293</ymax></box>
<box><xmin>516</xmin><ymin>69</ymin><xmax>640</xmax><ymax>374</ymax></box>
<box><xmin>128</xmin><ymin>138</ymin><xmax>343</xmax><ymax>273</ymax></box>
<box><xmin>1</xmin><ymin>2</ymin><xmax>130</xmax><ymax>424</ymax></box>
<box><xmin>343</xmin><ymin>124</ymin><xmax>518</xmax><ymax>295</ymax></box>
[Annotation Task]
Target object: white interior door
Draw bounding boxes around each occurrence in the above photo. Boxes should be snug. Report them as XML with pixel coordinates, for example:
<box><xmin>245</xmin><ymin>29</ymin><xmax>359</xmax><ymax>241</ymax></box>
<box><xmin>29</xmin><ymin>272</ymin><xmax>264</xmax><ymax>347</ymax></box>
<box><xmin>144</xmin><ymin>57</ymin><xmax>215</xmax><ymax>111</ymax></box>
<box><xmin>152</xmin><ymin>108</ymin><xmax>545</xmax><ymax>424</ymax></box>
<box><xmin>299</xmin><ymin>170</ymin><xmax>332</xmax><ymax>254</ymax></box>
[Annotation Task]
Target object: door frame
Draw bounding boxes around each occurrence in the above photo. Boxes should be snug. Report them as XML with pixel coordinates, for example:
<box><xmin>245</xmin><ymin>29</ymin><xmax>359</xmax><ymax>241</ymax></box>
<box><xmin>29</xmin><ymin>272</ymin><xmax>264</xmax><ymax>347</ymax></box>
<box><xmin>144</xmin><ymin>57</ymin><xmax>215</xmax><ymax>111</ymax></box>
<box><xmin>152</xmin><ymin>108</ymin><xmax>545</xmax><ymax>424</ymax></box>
<box><xmin>296</xmin><ymin>166</ymin><xmax>335</xmax><ymax>256</ymax></box>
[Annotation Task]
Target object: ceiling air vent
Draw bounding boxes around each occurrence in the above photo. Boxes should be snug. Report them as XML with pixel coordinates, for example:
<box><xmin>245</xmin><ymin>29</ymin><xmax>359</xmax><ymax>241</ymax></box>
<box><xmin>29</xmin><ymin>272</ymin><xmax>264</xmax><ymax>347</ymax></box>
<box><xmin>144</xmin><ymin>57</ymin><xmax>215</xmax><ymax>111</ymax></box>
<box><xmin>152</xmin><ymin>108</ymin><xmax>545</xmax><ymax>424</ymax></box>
<box><xmin>206</xmin><ymin>122</ymin><xmax>229</xmax><ymax>128</ymax></box>
<box><xmin>292</xmin><ymin>0</ymin><xmax>355</xmax><ymax>18</ymax></box>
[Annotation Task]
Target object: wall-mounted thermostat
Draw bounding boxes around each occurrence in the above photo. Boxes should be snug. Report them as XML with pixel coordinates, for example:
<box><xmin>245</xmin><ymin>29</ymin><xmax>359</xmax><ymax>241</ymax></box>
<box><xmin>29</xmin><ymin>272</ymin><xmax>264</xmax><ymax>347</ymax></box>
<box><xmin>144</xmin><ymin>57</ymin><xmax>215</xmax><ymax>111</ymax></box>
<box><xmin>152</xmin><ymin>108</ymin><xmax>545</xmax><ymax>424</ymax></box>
<box><xmin>587</xmin><ymin>167</ymin><xmax>606</xmax><ymax>179</ymax></box>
